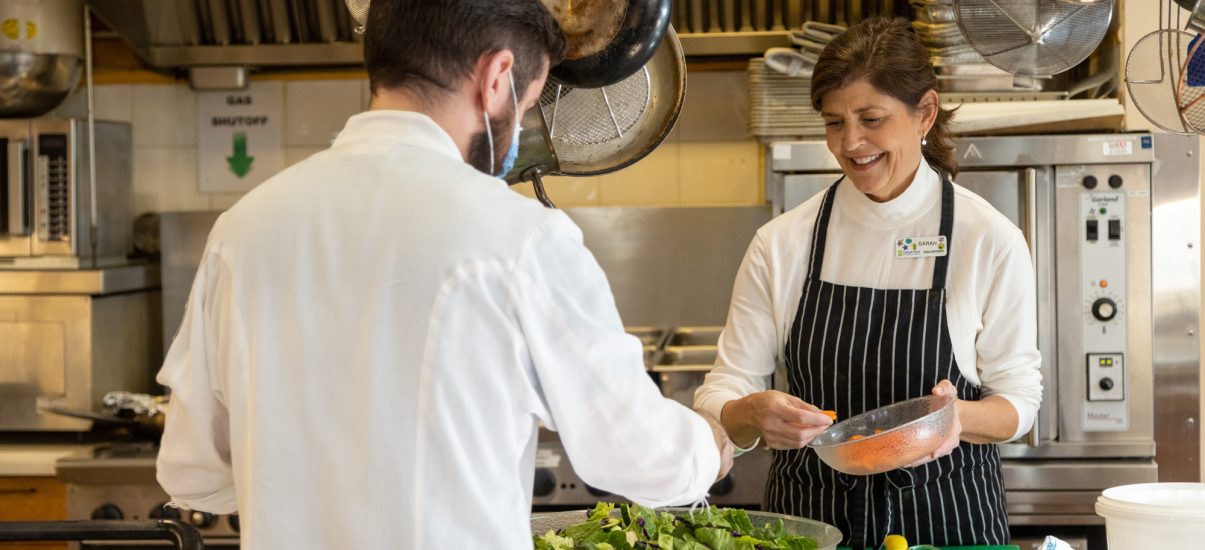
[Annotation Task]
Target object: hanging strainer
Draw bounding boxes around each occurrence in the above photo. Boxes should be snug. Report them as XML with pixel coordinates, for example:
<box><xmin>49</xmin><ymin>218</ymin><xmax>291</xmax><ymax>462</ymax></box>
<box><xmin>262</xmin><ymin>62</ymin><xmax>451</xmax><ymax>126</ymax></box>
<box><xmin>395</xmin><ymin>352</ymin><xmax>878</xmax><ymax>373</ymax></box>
<box><xmin>1127</xmin><ymin>29</ymin><xmax>1194</xmax><ymax>134</ymax></box>
<box><xmin>504</xmin><ymin>26</ymin><xmax>685</xmax><ymax>201</ymax></box>
<box><xmin>1176</xmin><ymin>33</ymin><xmax>1205</xmax><ymax>133</ymax></box>
<box><xmin>345</xmin><ymin>0</ymin><xmax>367</xmax><ymax>33</ymax></box>
<box><xmin>954</xmin><ymin>0</ymin><xmax>1114</xmax><ymax>76</ymax></box>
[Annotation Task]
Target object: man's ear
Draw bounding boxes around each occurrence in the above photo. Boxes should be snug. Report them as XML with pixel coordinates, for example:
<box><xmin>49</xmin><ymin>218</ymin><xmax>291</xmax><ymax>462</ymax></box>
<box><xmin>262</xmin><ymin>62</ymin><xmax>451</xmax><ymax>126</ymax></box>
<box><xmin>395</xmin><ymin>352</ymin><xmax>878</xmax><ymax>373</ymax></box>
<box><xmin>475</xmin><ymin>49</ymin><xmax>516</xmax><ymax>118</ymax></box>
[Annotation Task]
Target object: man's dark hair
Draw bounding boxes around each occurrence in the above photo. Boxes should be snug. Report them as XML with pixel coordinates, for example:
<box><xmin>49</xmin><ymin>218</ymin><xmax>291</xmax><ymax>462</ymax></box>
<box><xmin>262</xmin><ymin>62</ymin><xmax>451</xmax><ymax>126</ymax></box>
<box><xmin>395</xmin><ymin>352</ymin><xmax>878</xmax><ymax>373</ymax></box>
<box><xmin>364</xmin><ymin>0</ymin><xmax>566</xmax><ymax>101</ymax></box>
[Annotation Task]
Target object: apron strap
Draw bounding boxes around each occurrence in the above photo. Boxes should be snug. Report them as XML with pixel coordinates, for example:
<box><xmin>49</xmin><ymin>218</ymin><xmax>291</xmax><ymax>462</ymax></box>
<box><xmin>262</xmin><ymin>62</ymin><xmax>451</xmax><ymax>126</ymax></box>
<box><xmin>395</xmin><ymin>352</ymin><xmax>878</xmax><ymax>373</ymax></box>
<box><xmin>931</xmin><ymin>174</ymin><xmax>955</xmax><ymax>291</ymax></box>
<box><xmin>806</xmin><ymin>177</ymin><xmax>843</xmax><ymax>282</ymax></box>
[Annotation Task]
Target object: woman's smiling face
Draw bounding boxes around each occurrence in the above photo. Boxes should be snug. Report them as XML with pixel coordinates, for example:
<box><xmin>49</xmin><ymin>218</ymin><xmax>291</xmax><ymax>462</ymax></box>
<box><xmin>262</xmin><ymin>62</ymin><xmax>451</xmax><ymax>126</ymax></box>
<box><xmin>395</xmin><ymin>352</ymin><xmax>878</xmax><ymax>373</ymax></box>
<box><xmin>821</xmin><ymin>79</ymin><xmax>937</xmax><ymax>202</ymax></box>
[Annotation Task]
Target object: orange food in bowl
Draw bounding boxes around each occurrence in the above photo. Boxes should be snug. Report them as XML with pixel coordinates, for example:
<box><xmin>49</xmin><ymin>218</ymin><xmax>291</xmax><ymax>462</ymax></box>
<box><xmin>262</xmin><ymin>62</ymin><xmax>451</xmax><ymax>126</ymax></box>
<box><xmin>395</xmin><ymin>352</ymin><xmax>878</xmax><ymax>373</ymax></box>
<box><xmin>809</xmin><ymin>395</ymin><xmax>956</xmax><ymax>475</ymax></box>
<box><xmin>820</xmin><ymin>410</ymin><xmax>838</xmax><ymax>421</ymax></box>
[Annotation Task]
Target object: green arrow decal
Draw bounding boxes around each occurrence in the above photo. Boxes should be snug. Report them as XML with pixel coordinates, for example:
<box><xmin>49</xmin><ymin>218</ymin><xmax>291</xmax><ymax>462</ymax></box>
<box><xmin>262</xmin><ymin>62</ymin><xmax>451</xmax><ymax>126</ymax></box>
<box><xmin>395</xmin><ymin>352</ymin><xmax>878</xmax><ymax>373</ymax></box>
<box><xmin>227</xmin><ymin>132</ymin><xmax>254</xmax><ymax>178</ymax></box>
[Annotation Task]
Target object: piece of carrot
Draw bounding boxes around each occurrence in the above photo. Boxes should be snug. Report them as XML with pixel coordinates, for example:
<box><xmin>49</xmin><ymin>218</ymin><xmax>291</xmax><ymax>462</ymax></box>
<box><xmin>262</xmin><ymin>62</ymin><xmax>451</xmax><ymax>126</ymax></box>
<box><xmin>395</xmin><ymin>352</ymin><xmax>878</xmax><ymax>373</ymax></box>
<box><xmin>848</xmin><ymin>434</ymin><xmax>866</xmax><ymax>441</ymax></box>
<box><xmin>820</xmin><ymin>410</ymin><xmax>838</xmax><ymax>421</ymax></box>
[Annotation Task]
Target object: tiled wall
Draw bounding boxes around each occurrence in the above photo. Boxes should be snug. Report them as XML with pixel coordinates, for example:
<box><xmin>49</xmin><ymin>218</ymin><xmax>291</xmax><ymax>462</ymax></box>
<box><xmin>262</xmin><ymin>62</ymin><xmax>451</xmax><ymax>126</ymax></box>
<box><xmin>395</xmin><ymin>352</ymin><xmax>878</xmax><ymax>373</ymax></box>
<box><xmin>50</xmin><ymin>71</ymin><xmax>762</xmax><ymax>214</ymax></box>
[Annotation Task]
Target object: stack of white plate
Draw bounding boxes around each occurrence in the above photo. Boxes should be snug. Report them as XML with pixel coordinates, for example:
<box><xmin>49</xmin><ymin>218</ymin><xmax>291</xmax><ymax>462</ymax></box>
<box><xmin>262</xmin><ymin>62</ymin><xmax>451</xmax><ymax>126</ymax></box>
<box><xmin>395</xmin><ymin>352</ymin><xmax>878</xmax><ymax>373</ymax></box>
<box><xmin>747</xmin><ymin>57</ymin><xmax>825</xmax><ymax>140</ymax></box>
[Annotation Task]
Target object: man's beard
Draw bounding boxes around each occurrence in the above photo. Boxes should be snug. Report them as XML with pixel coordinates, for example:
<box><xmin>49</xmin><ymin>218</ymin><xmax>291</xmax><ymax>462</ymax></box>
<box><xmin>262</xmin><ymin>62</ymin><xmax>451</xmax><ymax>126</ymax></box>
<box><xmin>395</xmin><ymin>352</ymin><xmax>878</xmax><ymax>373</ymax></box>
<box><xmin>466</xmin><ymin>106</ymin><xmax>516</xmax><ymax>176</ymax></box>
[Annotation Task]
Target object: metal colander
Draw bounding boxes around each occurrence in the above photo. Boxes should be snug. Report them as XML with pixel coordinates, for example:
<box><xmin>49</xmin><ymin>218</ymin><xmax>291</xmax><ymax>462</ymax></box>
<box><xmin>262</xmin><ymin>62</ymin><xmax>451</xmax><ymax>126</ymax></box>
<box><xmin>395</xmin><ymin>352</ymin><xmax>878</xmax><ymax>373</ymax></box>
<box><xmin>1127</xmin><ymin>29</ymin><xmax>1194</xmax><ymax>134</ymax></box>
<box><xmin>954</xmin><ymin>0</ymin><xmax>1114</xmax><ymax>76</ymax></box>
<box><xmin>519</xmin><ymin>26</ymin><xmax>685</xmax><ymax>179</ymax></box>
<box><xmin>344</xmin><ymin>0</ymin><xmax>368</xmax><ymax>32</ymax></box>
<box><xmin>541</xmin><ymin>67</ymin><xmax>651</xmax><ymax>149</ymax></box>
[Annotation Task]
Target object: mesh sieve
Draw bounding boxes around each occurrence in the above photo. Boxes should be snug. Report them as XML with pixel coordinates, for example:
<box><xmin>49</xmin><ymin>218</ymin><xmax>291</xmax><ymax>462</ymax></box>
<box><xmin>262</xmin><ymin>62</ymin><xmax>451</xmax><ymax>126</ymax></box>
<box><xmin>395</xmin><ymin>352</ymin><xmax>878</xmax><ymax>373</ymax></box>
<box><xmin>954</xmin><ymin>0</ymin><xmax>1113</xmax><ymax>76</ymax></box>
<box><xmin>1127</xmin><ymin>29</ymin><xmax>1194</xmax><ymax>134</ymax></box>
<box><xmin>1177</xmin><ymin>34</ymin><xmax>1205</xmax><ymax>133</ymax></box>
<box><xmin>344</xmin><ymin>0</ymin><xmax>368</xmax><ymax>33</ymax></box>
<box><xmin>540</xmin><ymin>67</ymin><xmax>651</xmax><ymax>151</ymax></box>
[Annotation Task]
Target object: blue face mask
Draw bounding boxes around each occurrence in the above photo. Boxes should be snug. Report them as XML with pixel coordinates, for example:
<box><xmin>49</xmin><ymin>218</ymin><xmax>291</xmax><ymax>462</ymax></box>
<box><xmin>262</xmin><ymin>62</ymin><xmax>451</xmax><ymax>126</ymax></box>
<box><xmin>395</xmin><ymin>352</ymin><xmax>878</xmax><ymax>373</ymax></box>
<box><xmin>484</xmin><ymin>70</ymin><xmax>523</xmax><ymax>179</ymax></box>
<box><xmin>498</xmin><ymin>74</ymin><xmax>521</xmax><ymax>178</ymax></box>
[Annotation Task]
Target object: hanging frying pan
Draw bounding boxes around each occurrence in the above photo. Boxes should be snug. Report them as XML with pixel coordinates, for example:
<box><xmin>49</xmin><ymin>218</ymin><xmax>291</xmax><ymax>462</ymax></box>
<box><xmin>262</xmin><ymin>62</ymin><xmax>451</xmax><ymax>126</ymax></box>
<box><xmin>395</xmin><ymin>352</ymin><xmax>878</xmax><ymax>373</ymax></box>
<box><xmin>504</xmin><ymin>26</ymin><xmax>686</xmax><ymax>207</ymax></box>
<box><xmin>343</xmin><ymin>0</ymin><xmax>670</xmax><ymax>89</ymax></box>
<box><xmin>542</xmin><ymin>0</ymin><xmax>672</xmax><ymax>88</ymax></box>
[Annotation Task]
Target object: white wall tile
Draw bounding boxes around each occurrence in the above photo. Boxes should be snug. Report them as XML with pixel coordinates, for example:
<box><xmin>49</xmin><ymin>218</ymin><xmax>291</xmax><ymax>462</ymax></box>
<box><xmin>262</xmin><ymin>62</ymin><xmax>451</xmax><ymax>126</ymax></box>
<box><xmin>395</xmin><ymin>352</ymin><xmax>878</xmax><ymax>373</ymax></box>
<box><xmin>131</xmin><ymin>146</ymin><xmax>208</xmax><ymax>213</ymax></box>
<box><xmin>284</xmin><ymin>80</ymin><xmax>362</xmax><ymax>146</ymax></box>
<box><xmin>132</xmin><ymin>84</ymin><xmax>197</xmax><ymax>147</ymax></box>
<box><xmin>48</xmin><ymin>84</ymin><xmax>132</xmax><ymax>122</ymax></box>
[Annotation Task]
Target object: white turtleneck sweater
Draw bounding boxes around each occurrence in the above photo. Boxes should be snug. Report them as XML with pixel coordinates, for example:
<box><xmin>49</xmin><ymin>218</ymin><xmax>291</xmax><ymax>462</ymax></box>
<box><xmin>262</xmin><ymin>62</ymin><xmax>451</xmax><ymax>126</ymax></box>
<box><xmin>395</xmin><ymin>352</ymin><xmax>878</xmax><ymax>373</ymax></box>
<box><xmin>694</xmin><ymin>159</ymin><xmax>1042</xmax><ymax>442</ymax></box>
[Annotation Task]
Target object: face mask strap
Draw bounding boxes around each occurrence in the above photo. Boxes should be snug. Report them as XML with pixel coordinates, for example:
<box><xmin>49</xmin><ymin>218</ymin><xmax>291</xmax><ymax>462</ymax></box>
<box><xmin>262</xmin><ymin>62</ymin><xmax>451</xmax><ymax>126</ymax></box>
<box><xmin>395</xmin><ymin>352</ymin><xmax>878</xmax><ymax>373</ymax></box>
<box><xmin>483</xmin><ymin>108</ymin><xmax>494</xmax><ymax>176</ymax></box>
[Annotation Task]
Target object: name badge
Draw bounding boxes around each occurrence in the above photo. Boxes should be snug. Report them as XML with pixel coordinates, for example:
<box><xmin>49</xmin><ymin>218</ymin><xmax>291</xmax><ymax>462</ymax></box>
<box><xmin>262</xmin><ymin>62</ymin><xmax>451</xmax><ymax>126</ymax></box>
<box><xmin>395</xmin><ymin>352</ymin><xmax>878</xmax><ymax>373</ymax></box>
<box><xmin>896</xmin><ymin>236</ymin><xmax>947</xmax><ymax>258</ymax></box>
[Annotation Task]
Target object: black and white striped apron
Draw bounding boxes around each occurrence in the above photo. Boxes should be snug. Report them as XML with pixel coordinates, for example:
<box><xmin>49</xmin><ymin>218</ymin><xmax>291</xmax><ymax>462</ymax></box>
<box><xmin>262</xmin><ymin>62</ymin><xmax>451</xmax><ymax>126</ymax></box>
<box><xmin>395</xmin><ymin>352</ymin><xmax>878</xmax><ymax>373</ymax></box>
<box><xmin>765</xmin><ymin>176</ymin><xmax>1009</xmax><ymax>549</ymax></box>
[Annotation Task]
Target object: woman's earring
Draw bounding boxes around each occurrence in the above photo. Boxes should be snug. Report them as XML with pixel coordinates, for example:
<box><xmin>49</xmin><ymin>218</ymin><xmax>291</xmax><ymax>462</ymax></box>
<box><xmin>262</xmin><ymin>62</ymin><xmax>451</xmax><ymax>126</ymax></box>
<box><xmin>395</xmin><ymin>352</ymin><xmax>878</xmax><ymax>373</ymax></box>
<box><xmin>921</xmin><ymin>137</ymin><xmax>928</xmax><ymax>146</ymax></box>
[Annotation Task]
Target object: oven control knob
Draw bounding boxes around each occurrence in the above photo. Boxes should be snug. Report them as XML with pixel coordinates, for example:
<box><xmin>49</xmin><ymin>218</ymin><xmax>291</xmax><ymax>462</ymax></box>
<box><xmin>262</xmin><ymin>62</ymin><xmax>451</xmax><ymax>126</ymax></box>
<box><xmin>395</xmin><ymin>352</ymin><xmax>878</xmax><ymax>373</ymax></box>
<box><xmin>586</xmin><ymin>484</ymin><xmax>611</xmax><ymax>497</ymax></box>
<box><xmin>229</xmin><ymin>514</ymin><xmax>240</xmax><ymax>533</ymax></box>
<box><xmin>710</xmin><ymin>475</ymin><xmax>735</xmax><ymax>496</ymax></box>
<box><xmin>1099</xmin><ymin>378</ymin><xmax>1115</xmax><ymax>391</ymax></box>
<box><xmin>1092</xmin><ymin>298</ymin><xmax>1117</xmax><ymax>322</ymax></box>
<box><xmin>189</xmin><ymin>510</ymin><xmax>218</xmax><ymax>529</ymax></box>
<box><xmin>533</xmin><ymin>468</ymin><xmax>556</xmax><ymax>497</ymax></box>
<box><xmin>1082</xmin><ymin>175</ymin><xmax>1098</xmax><ymax>189</ymax></box>
<box><xmin>149</xmin><ymin>503</ymin><xmax>180</xmax><ymax>520</ymax></box>
<box><xmin>1108</xmin><ymin>175</ymin><xmax>1124</xmax><ymax>189</ymax></box>
<box><xmin>91</xmin><ymin>503</ymin><xmax>123</xmax><ymax>520</ymax></box>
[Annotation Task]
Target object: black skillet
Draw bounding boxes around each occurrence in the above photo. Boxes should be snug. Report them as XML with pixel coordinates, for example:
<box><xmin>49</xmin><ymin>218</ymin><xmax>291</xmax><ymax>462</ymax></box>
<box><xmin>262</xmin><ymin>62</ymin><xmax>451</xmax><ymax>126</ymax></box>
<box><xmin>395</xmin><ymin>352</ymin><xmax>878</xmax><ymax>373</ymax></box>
<box><xmin>545</xmin><ymin>0</ymin><xmax>672</xmax><ymax>88</ymax></box>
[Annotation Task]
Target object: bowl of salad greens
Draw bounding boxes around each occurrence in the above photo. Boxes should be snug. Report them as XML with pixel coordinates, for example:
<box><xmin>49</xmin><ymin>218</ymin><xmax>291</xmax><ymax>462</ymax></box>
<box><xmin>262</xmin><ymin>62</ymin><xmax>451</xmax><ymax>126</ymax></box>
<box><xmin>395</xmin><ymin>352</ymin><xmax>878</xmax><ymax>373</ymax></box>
<box><xmin>532</xmin><ymin>502</ymin><xmax>842</xmax><ymax>550</ymax></box>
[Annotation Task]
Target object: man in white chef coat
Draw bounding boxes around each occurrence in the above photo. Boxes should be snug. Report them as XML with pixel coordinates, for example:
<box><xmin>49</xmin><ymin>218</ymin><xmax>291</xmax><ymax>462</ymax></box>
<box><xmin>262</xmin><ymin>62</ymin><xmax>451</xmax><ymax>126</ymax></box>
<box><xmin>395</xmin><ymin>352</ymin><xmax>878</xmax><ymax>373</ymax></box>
<box><xmin>154</xmin><ymin>1</ymin><xmax>733</xmax><ymax>548</ymax></box>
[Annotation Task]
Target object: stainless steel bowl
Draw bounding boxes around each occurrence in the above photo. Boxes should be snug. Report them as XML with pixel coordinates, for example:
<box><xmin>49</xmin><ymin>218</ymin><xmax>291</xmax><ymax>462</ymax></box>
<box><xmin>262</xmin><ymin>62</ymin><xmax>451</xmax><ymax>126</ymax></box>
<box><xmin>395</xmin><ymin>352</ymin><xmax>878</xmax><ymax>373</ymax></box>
<box><xmin>0</xmin><ymin>52</ymin><xmax>82</xmax><ymax>118</ymax></box>
<box><xmin>531</xmin><ymin>507</ymin><xmax>843</xmax><ymax>550</ymax></box>
<box><xmin>808</xmin><ymin>394</ymin><xmax>956</xmax><ymax>476</ymax></box>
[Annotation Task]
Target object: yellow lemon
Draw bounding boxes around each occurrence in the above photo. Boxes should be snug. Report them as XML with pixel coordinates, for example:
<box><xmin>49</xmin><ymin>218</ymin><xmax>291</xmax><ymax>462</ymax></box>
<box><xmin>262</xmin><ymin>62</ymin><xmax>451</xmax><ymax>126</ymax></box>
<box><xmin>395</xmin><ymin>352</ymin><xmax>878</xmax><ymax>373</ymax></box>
<box><xmin>883</xmin><ymin>534</ymin><xmax>909</xmax><ymax>550</ymax></box>
<box><xmin>1</xmin><ymin>19</ymin><xmax>19</xmax><ymax>41</ymax></box>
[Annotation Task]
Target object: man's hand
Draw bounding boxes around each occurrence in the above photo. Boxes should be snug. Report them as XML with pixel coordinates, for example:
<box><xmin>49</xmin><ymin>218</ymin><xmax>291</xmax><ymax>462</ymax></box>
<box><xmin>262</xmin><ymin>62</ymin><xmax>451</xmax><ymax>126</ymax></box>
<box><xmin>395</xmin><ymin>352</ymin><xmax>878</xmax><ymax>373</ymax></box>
<box><xmin>694</xmin><ymin>409</ymin><xmax>734</xmax><ymax>482</ymax></box>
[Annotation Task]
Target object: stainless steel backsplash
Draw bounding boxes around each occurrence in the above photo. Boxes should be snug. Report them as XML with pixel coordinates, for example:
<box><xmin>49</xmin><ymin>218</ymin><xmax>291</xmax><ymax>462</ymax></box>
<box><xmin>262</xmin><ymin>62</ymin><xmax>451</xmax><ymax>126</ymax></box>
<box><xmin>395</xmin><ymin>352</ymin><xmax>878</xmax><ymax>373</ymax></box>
<box><xmin>158</xmin><ymin>206</ymin><xmax>771</xmax><ymax>354</ymax></box>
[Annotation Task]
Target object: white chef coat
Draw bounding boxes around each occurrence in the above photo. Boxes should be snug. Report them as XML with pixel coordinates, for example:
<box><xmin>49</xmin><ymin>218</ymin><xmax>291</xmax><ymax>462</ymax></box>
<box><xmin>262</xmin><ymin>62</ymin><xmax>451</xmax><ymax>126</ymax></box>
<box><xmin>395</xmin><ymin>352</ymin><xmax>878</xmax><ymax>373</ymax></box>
<box><xmin>156</xmin><ymin>110</ymin><xmax>719</xmax><ymax>550</ymax></box>
<box><xmin>694</xmin><ymin>159</ymin><xmax>1042</xmax><ymax>442</ymax></box>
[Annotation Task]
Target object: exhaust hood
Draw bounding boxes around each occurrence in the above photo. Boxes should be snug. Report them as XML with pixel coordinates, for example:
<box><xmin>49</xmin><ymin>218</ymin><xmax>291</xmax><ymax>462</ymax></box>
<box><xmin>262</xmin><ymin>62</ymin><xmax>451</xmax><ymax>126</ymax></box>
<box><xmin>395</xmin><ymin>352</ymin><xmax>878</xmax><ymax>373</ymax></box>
<box><xmin>86</xmin><ymin>0</ymin><xmax>804</xmax><ymax>71</ymax></box>
<box><xmin>85</xmin><ymin>0</ymin><xmax>364</xmax><ymax>68</ymax></box>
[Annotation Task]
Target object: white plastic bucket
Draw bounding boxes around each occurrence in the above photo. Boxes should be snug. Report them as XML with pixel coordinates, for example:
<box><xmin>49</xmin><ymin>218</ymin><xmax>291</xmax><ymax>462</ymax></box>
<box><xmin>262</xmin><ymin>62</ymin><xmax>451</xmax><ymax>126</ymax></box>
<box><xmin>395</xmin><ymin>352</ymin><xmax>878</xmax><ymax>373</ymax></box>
<box><xmin>1095</xmin><ymin>483</ymin><xmax>1205</xmax><ymax>549</ymax></box>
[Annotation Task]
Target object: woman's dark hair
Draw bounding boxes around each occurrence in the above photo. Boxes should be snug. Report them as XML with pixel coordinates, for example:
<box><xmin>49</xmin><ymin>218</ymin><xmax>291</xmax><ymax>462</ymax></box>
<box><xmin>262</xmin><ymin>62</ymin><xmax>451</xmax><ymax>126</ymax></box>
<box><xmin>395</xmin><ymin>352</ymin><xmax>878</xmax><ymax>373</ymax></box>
<box><xmin>364</xmin><ymin>0</ymin><xmax>566</xmax><ymax>102</ymax></box>
<box><xmin>810</xmin><ymin>17</ymin><xmax>958</xmax><ymax>178</ymax></box>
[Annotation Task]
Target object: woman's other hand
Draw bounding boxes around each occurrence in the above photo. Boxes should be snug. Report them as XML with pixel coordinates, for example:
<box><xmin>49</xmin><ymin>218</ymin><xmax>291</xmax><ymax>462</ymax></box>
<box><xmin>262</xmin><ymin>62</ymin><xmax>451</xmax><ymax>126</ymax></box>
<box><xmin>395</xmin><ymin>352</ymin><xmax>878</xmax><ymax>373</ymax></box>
<box><xmin>905</xmin><ymin>379</ymin><xmax>962</xmax><ymax>467</ymax></box>
<box><xmin>720</xmin><ymin>390</ymin><xmax>834</xmax><ymax>450</ymax></box>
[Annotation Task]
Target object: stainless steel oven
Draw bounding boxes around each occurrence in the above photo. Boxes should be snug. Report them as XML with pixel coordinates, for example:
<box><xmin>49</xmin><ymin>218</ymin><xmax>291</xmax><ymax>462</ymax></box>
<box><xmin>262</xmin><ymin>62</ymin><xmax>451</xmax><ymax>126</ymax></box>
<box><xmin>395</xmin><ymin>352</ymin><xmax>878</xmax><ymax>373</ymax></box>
<box><xmin>0</xmin><ymin>118</ymin><xmax>132</xmax><ymax>268</ymax></box>
<box><xmin>765</xmin><ymin>133</ymin><xmax>1201</xmax><ymax>530</ymax></box>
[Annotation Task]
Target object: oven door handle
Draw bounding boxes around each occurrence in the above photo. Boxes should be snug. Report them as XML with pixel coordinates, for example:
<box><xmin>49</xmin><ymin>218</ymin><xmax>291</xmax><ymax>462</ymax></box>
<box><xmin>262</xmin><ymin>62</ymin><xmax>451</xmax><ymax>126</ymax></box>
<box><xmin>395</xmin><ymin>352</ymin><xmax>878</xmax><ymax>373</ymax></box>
<box><xmin>5</xmin><ymin>138</ymin><xmax>28</xmax><ymax>236</ymax></box>
<box><xmin>1024</xmin><ymin>167</ymin><xmax>1041</xmax><ymax>448</ymax></box>
<box><xmin>0</xmin><ymin>520</ymin><xmax>203</xmax><ymax>550</ymax></box>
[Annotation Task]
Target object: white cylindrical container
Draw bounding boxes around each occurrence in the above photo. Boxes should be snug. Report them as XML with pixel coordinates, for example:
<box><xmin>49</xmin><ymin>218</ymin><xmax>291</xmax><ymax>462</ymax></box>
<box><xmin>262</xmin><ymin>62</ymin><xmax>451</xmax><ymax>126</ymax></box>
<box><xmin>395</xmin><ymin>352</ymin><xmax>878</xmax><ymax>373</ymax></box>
<box><xmin>1095</xmin><ymin>483</ymin><xmax>1205</xmax><ymax>549</ymax></box>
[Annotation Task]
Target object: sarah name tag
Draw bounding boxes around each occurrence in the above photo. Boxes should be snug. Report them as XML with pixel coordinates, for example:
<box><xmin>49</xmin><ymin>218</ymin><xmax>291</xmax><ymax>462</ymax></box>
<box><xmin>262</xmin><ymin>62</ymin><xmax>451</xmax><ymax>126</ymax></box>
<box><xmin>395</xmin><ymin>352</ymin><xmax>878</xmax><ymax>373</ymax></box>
<box><xmin>896</xmin><ymin>236</ymin><xmax>947</xmax><ymax>258</ymax></box>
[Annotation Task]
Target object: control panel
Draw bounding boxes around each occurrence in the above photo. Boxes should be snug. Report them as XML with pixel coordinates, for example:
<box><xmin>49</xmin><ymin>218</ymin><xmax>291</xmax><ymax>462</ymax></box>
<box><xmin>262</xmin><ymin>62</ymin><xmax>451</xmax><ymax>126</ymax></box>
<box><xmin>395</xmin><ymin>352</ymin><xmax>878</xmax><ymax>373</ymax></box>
<box><xmin>1077</xmin><ymin>171</ymin><xmax>1130</xmax><ymax>431</ymax></box>
<box><xmin>36</xmin><ymin>133</ymin><xmax>70</xmax><ymax>242</ymax></box>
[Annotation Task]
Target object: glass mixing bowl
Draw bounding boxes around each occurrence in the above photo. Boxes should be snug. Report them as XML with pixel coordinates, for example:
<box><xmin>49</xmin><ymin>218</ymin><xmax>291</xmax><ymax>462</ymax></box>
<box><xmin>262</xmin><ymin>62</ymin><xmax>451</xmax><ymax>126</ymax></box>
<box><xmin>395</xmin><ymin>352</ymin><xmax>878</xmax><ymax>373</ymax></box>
<box><xmin>807</xmin><ymin>394</ymin><xmax>956</xmax><ymax>475</ymax></box>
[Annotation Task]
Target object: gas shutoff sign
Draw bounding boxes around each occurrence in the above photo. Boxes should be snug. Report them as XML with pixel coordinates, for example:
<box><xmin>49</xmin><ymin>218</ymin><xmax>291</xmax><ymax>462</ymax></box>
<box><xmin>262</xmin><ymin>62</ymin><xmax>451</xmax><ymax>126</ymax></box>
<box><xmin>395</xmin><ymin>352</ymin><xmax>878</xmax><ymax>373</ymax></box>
<box><xmin>198</xmin><ymin>82</ymin><xmax>284</xmax><ymax>193</ymax></box>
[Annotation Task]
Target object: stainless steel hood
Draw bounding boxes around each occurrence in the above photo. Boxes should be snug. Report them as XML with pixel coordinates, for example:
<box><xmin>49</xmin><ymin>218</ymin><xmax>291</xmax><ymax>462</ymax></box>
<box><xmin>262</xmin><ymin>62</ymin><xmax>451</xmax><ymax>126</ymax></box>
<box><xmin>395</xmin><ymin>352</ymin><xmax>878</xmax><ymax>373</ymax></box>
<box><xmin>84</xmin><ymin>0</ymin><xmax>830</xmax><ymax>71</ymax></box>
<box><xmin>85</xmin><ymin>0</ymin><xmax>364</xmax><ymax>68</ymax></box>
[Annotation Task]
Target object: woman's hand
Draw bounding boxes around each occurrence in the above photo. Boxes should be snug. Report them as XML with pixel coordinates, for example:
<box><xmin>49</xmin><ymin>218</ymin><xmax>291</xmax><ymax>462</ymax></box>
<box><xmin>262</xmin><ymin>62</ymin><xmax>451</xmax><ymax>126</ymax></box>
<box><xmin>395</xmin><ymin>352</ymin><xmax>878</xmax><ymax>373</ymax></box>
<box><xmin>905</xmin><ymin>379</ymin><xmax>962</xmax><ymax>467</ymax></box>
<box><xmin>720</xmin><ymin>390</ymin><xmax>834</xmax><ymax>450</ymax></box>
